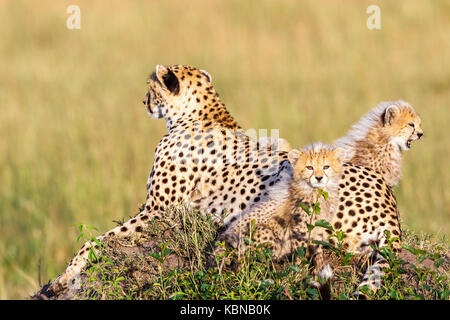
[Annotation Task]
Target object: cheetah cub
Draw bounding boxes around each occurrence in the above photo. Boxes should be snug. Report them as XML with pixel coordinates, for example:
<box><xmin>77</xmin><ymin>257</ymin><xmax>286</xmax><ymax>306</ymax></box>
<box><xmin>217</xmin><ymin>143</ymin><xmax>346</xmax><ymax>273</ymax></box>
<box><xmin>334</xmin><ymin>100</ymin><xmax>423</xmax><ymax>187</ymax></box>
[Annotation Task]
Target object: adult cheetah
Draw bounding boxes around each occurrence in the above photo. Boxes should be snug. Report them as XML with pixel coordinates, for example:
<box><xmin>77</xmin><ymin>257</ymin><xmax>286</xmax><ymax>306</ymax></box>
<box><xmin>49</xmin><ymin>64</ymin><xmax>293</xmax><ymax>293</ymax></box>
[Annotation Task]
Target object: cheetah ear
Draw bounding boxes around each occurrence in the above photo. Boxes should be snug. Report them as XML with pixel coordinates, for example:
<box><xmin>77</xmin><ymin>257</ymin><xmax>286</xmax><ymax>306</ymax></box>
<box><xmin>332</xmin><ymin>147</ymin><xmax>347</xmax><ymax>162</ymax></box>
<box><xmin>155</xmin><ymin>64</ymin><xmax>168</xmax><ymax>80</ymax></box>
<box><xmin>200</xmin><ymin>69</ymin><xmax>212</xmax><ymax>83</ymax></box>
<box><xmin>288</xmin><ymin>149</ymin><xmax>301</xmax><ymax>166</ymax></box>
<box><xmin>383</xmin><ymin>104</ymin><xmax>400</xmax><ymax>126</ymax></box>
<box><xmin>155</xmin><ymin>64</ymin><xmax>180</xmax><ymax>95</ymax></box>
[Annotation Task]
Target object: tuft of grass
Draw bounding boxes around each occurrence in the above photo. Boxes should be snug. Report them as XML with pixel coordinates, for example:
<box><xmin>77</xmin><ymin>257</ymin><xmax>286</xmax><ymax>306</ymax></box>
<box><xmin>33</xmin><ymin>204</ymin><xmax>449</xmax><ymax>300</ymax></box>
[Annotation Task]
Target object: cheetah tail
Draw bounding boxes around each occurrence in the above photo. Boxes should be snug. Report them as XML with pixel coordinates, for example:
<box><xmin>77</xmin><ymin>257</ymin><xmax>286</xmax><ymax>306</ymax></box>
<box><xmin>312</xmin><ymin>264</ymin><xmax>333</xmax><ymax>300</ymax></box>
<box><xmin>48</xmin><ymin>208</ymin><xmax>152</xmax><ymax>295</ymax></box>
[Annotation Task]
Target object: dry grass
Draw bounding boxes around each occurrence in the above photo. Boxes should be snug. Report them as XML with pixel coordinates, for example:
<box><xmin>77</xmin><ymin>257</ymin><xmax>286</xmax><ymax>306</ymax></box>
<box><xmin>0</xmin><ymin>0</ymin><xmax>449</xmax><ymax>299</ymax></box>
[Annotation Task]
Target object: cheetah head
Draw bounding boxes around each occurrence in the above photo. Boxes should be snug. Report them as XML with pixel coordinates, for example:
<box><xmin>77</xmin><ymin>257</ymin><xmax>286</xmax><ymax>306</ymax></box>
<box><xmin>382</xmin><ymin>101</ymin><xmax>423</xmax><ymax>151</ymax></box>
<box><xmin>143</xmin><ymin>64</ymin><xmax>213</xmax><ymax>125</ymax></box>
<box><xmin>288</xmin><ymin>143</ymin><xmax>346</xmax><ymax>190</ymax></box>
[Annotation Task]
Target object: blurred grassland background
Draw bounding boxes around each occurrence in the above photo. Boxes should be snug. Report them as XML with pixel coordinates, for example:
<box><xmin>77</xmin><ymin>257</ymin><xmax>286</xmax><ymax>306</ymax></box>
<box><xmin>0</xmin><ymin>0</ymin><xmax>449</xmax><ymax>299</ymax></box>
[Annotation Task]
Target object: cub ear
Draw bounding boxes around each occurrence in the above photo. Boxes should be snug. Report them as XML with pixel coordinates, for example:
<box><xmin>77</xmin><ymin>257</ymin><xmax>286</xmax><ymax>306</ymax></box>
<box><xmin>288</xmin><ymin>149</ymin><xmax>301</xmax><ymax>166</ymax></box>
<box><xmin>200</xmin><ymin>69</ymin><xmax>212</xmax><ymax>83</ymax></box>
<box><xmin>155</xmin><ymin>64</ymin><xmax>180</xmax><ymax>94</ymax></box>
<box><xmin>332</xmin><ymin>147</ymin><xmax>347</xmax><ymax>162</ymax></box>
<box><xmin>383</xmin><ymin>104</ymin><xmax>400</xmax><ymax>126</ymax></box>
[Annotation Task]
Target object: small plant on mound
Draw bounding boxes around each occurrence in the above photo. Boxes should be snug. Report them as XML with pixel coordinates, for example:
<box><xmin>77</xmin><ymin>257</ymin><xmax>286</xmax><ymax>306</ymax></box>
<box><xmin>366</xmin><ymin>230</ymin><xmax>449</xmax><ymax>300</ymax></box>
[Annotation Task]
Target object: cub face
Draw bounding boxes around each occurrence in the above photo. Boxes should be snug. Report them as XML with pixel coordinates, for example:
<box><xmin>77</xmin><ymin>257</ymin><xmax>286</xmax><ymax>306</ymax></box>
<box><xmin>383</xmin><ymin>102</ymin><xmax>424</xmax><ymax>151</ymax></box>
<box><xmin>288</xmin><ymin>144</ymin><xmax>346</xmax><ymax>190</ymax></box>
<box><xmin>142</xmin><ymin>64</ymin><xmax>212</xmax><ymax>119</ymax></box>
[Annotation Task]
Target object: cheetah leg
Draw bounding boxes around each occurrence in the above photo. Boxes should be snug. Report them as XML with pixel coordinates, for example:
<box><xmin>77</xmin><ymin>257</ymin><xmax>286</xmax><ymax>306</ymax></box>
<box><xmin>189</xmin><ymin>177</ymin><xmax>214</xmax><ymax>212</ymax></box>
<box><xmin>213</xmin><ymin>221</ymin><xmax>277</xmax><ymax>264</ymax></box>
<box><xmin>214</xmin><ymin>221</ymin><xmax>251</xmax><ymax>257</ymax></box>
<box><xmin>211</xmin><ymin>223</ymin><xmax>250</xmax><ymax>271</ymax></box>
<box><xmin>49</xmin><ymin>209</ymin><xmax>158</xmax><ymax>294</ymax></box>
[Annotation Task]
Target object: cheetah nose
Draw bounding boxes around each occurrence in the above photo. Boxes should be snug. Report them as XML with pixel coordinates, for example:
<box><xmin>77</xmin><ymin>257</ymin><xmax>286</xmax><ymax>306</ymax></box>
<box><xmin>316</xmin><ymin>176</ymin><xmax>323</xmax><ymax>182</ymax></box>
<box><xmin>142</xmin><ymin>99</ymin><xmax>147</xmax><ymax>105</ymax></box>
<box><xmin>417</xmin><ymin>132</ymin><xmax>423</xmax><ymax>139</ymax></box>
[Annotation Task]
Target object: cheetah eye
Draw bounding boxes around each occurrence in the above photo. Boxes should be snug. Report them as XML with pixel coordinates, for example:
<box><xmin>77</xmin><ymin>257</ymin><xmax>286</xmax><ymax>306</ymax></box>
<box><xmin>323</xmin><ymin>165</ymin><xmax>330</xmax><ymax>170</ymax></box>
<box><xmin>306</xmin><ymin>166</ymin><xmax>313</xmax><ymax>171</ymax></box>
<box><xmin>408</xmin><ymin>123</ymin><xmax>415</xmax><ymax>128</ymax></box>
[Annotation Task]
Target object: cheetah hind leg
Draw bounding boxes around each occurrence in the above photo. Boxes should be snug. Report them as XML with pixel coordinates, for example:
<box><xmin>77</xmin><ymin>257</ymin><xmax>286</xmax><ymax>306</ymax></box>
<box><xmin>212</xmin><ymin>222</ymin><xmax>277</xmax><ymax>270</ymax></box>
<box><xmin>189</xmin><ymin>177</ymin><xmax>213</xmax><ymax>213</ymax></box>
<box><xmin>49</xmin><ymin>209</ymin><xmax>157</xmax><ymax>294</ymax></box>
<box><xmin>211</xmin><ymin>226</ymin><xmax>250</xmax><ymax>270</ymax></box>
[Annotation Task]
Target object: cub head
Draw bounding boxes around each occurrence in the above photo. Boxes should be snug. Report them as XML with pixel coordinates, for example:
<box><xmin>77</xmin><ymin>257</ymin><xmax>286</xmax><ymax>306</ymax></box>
<box><xmin>143</xmin><ymin>64</ymin><xmax>213</xmax><ymax>122</ymax></box>
<box><xmin>288</xmin><ymin>143</ymin><xmax>346</xmax><ymax>190</ymax></box>
<box><xmin>381</xmin><ymin>101</ymin><xmax>423</xmax><ymax>151</ymax></box>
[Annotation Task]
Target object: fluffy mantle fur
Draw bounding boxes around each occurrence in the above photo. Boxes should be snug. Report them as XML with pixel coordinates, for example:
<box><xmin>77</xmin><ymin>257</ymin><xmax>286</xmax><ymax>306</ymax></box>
<box><xmin>333</xmin><ymin>100</ymin><xmax>414</xmax><ymax>187</ymax></box>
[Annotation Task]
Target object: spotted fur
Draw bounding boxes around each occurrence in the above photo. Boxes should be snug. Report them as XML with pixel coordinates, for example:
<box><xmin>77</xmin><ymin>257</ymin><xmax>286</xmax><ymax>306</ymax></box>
<box><xmin>334</xmin><ymin>100</ymin><xmax>423</xmax><ymax>187</ymax></box>
<box><xmin>217</xmin><ymin>143</ymin><xmax>346</xmax><ymax>274</ymax></box>
<box><xmin>330</xmin><ymin>101</ymin><xmax>423</xmax><ymax>294</ymax></box>
<box><xmin>49</xmin><ymin>65</ymin><xmax>292</xmax><ymax>293</ymax></box>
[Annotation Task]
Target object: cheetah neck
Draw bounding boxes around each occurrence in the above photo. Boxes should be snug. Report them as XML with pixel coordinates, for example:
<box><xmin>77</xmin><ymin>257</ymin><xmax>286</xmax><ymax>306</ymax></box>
<box><xmin>168</xmin><ymin>88</ymin><xmax>241</xmax><ymax>132</ymax></box>
<box><xmin>343</xmin><ymin>125</ymin><xmax>403</xmax><ymax>187</ymax></box>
